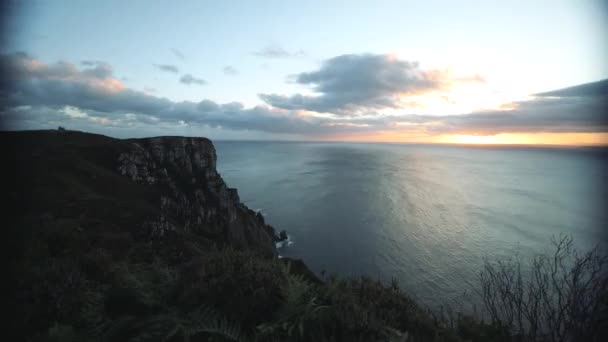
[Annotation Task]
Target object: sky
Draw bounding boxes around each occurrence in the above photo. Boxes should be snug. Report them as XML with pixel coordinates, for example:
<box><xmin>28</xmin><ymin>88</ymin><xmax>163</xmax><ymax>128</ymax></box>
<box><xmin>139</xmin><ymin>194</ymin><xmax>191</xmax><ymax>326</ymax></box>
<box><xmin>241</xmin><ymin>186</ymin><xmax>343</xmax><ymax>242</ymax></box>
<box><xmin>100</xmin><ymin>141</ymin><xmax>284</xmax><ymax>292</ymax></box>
<box><xmin>1</xmin><ymin>0</ymin><xmax>607</xmax><ymax>145</ymax></box>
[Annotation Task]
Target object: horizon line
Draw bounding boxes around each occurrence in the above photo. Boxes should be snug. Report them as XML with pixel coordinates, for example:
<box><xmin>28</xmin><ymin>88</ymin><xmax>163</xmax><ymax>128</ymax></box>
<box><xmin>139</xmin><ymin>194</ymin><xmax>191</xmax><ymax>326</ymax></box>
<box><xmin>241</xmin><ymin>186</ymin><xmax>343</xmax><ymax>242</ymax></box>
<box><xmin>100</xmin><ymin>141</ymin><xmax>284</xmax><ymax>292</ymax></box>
<box><xmin>3</xmin><ymin>128</ymin><xmax>606</xmax><ymax>149</ymax></box>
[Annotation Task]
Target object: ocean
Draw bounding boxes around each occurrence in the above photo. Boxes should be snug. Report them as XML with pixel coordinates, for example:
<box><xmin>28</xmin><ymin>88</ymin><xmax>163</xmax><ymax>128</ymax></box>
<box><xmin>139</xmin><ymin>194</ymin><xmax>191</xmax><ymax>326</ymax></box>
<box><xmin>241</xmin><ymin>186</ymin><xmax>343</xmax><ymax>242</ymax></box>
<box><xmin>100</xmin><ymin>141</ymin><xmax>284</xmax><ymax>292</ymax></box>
<box><xmin>215</xmin><ymin>141</ymin><xmax>608</xmax><ymax>309</ymax></box>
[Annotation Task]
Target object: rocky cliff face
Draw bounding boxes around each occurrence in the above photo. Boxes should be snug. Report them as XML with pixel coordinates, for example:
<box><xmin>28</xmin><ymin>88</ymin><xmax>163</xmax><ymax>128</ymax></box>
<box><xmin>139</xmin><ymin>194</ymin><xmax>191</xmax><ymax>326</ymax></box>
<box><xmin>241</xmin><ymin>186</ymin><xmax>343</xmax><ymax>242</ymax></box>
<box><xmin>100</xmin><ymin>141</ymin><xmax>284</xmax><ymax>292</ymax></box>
<box><xmin>2</xmin><ymin>130</ymin><xmax>278</xmax><ymax>257</ymax></box>
<box><xmin>116</xmin><ymin>136</ymin><xmax>277</xmax><ymax>255</ymax></box>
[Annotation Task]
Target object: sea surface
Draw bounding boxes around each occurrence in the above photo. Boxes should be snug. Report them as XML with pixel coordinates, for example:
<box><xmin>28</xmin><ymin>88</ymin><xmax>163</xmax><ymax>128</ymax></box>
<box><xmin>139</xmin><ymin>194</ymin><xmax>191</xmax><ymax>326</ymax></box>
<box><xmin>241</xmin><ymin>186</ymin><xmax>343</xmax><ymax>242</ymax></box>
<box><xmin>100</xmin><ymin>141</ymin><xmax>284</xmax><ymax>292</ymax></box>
<box><xmin>215</xmin><ymin>141</ymin><xmax>608</xmax><ymax>310</ymax></box>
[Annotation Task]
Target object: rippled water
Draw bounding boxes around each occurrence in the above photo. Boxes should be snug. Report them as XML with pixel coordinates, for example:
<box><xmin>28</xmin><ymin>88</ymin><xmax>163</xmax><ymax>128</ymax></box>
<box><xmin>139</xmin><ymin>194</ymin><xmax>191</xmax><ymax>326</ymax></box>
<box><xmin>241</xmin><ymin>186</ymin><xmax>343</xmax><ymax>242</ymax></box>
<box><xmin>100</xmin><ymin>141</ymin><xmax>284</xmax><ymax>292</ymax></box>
<box><xmin>215</xmin><ymin>142</ymin><xmax>608</xmax><ymax>309</ymax></box>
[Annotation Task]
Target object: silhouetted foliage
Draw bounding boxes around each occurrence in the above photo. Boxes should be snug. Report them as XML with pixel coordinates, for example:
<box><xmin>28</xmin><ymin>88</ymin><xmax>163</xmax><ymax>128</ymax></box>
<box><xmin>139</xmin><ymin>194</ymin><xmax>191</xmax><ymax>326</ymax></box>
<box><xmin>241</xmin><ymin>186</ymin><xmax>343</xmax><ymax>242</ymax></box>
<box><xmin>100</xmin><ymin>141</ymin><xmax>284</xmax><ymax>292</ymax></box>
<box><xmin>12</xmin><ymin>219</ymin><xmax>607</xmax><ymax>342</ymax></box>
<box><xmin>479</xmin><ymin>234</ymin><xmax>608</xmax><ymax>341</ymax></box>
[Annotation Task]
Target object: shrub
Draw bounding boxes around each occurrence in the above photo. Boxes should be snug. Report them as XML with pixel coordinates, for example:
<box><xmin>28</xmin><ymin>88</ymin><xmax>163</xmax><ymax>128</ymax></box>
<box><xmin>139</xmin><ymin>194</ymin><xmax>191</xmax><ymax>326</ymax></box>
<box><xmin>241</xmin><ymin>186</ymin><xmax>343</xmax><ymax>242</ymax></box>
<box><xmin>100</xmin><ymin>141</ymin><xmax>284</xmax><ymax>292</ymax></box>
<box><xmin>479</xmin><ymin>234</ymin><xmax>608</xmax><ymax>341</ymax></box>
<box><xmin>177</xmin><ymin>249</ymin><xmax>285</xmax><ymax>330</ymax></box>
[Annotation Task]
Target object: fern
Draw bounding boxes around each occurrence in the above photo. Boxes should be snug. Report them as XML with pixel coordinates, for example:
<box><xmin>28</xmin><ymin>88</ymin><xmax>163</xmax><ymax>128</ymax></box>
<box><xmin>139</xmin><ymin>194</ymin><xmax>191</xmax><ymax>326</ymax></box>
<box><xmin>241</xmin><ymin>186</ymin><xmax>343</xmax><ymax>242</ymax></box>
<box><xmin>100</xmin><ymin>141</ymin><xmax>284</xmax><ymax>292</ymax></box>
<box><xmin>83</xmin><ymin>301</ymin><xmax>247</xmax><ymax>342</ymax></box>
<box><xmin>183</xmin><ymin>306</ymin><xmax>246</xmax><ymax>341</ymax></box>
<box><xmin>257</xmin><ymin>264</ymin><xmax>329</xmax><ymax>341</ymax></box>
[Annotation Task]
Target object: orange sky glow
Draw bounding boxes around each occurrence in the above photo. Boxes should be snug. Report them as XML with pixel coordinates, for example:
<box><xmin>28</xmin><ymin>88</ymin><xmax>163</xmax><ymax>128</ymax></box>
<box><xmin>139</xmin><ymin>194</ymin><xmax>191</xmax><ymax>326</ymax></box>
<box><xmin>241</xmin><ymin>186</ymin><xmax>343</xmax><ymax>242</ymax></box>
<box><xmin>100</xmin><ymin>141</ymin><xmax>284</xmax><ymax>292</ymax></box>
<box><xmin>321</xmin><ymin>132</ymin><xmax>608</xmax><ymax>146</ymax></box>
<box><xmin>319</xmin><ymin>79</ymin><xmax>608</xmax><ymax>146</ymax></box>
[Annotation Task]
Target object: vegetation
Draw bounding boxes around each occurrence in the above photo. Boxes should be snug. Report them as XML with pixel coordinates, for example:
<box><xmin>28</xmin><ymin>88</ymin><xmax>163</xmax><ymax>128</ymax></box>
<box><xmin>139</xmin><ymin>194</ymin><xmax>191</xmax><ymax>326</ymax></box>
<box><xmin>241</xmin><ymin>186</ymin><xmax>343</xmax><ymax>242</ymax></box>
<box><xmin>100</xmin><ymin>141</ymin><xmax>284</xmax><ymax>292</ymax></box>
<box><xmin>8</xmin><ymin>223</ymin><xmax>460</xmax><ymax>342</ymax></box>
<box><xmin>4</xmin><ymin>131</ymin><xmax>606</xmax><ymax>341</ymax></box>
<box><xmin>10</xmin><ymin>222</ymin><xmax>607</xmax><ymax>341</ymax></box>
<box><xmin>479</xmin><ymin>235</ymin><xmax>608</xmax><ymax>341</ymax></box>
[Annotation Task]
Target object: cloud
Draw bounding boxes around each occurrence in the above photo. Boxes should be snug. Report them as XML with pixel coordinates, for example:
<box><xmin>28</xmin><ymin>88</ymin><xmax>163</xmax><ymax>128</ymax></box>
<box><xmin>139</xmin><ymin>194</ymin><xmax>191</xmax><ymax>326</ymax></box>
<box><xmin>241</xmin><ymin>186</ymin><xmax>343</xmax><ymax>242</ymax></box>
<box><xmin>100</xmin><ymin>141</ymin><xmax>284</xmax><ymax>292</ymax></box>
<box><xmin>81</xmin><ymin>60</ymin><xmax>105</xmax><ymax>67</ymax></box>
<box><xmin>535</xmin><ymin>79</ymin><xmax>608</xmax><ymax>98</ymax></box>
<box><xmin>1</xmin><ymin>52</ymin><xmax>606</xmax><ymax>140</ymax></box>
<box><xmin>252</xmin><ymin>45</ymin><xmax>306</xmax><ymax>58</ymax></box>
<box><xmin>387</xmin><ymin>96</ymin><xmax>608</xmax><ymax>135</ymax></box>
<box><xmin>260</xmin><ymin>54</ymin><xmax>449</xmax><ymax>114</ymax></box>
<box><xmin>171</xmin><ymin>48</ymin><xmax>185</xmax><ymax>61</ymax></box>
<box><xmin>1</xmin><ymin>52</ymin><xmax>178</xmax><ymax>117</ymax></box>
<box><xmin>154</xmin><ymin>64</ymin><xmax>179</xmax><ymax>73</ymax></box>
<box><xmin>0</xmin><ymin>52</ymin><xmax>319</xmax><ymax>134</ymax></box>
<box><xmin>223</xmin><ymin>65</ymin><xmax>238</xmax><ymax>75</ymax></box>
<box><xmin>179</xmin><ymin>74</ymin><xmax>206</xmax><ymax>86</ymax></box>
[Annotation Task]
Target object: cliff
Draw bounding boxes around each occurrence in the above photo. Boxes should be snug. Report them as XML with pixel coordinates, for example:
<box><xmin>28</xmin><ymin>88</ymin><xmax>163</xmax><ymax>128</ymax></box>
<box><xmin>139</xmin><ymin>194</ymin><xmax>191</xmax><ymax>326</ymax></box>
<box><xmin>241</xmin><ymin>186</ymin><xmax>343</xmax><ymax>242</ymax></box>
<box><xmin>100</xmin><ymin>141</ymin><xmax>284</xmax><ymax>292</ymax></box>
<box><xmin>2</xmin><ymin>129</ymin><xmax>468</xmax><ymax>342</ymax></box>
<box><xmin>3</xmin><ymin>130</ymin><xmax>278</xmax><ymax>257</ymax></box>
<box><xmin>118</xmin><ymin>136</ymin><xmax>277</xmax><ymax>254</ymax></box>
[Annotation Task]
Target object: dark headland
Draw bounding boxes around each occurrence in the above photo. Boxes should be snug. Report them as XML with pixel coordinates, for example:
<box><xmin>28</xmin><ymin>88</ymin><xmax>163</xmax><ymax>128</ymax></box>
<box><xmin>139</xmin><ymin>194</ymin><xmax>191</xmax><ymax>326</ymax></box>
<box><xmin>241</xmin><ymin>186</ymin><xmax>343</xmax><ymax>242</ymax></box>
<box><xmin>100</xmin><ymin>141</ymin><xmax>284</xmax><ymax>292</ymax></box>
<box><xmin>3</xmin><ymin>130</ymin><xmax>606</xmax><ymax>342</ymax></box>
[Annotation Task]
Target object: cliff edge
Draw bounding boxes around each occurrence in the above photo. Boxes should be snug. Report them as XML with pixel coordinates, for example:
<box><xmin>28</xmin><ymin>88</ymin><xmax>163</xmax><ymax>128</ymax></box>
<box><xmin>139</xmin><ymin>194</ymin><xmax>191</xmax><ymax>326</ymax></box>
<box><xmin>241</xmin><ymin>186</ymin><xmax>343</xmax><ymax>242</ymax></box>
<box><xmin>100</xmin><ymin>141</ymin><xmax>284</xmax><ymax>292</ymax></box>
<box><xmin>118</xmin><ymin>136</ymin><xmax>277</xmax><ymax>254</ymax></box>
<box><xmin>2</xmin><ymin>130</ymin><xmax>278</xmax><ymax>258</ymax></box>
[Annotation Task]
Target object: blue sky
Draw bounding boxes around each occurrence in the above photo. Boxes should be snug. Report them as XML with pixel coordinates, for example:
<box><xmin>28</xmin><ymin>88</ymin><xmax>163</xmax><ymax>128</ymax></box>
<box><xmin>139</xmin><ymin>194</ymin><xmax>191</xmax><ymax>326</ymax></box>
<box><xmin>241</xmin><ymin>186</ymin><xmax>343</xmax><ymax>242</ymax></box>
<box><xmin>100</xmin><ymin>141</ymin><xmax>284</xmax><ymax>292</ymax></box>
<box><xmin>2</xmin><ymin>0</ymin><xmax>607</xmax><ymax>143</ymax></box>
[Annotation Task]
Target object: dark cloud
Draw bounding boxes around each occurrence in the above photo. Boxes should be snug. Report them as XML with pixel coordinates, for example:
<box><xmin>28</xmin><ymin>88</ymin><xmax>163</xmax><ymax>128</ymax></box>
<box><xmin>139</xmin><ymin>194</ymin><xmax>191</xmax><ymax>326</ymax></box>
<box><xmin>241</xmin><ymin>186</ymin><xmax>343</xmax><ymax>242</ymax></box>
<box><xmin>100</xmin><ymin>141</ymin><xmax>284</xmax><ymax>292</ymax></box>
<box><xmin>252</xmin><ymin>45</ymin><xmax>306</xmax><ymax>58</ymax></box>
<box><xmin>260</xmin><ymin>54</ymin><xmax>447</xmax><ymax>114</ymax></box>
<box><xmin>0</xmin><ymin>52</ymin><xmax>318</xmax><ymax>134</ymax></box>
<box><xmin>1</xmin><ymin>52</ymin><xmax>183</xmax><ymax>117</ymax></box>
<box><xmin>535</xmin><ymin>79</ymin><xmax>608</xmax><ymax>98</ymax></box>
<box><xmin>81</xmin><ymin>60</ymin><xmax>105</xmax><ymax>67</ymax></box>
<box><xmin>155</xmin><ymin>64</ymin><xmax>179</xmax><ymax>73</ymax></box>
<box><xmin>386</xmin><ymin>95</ymin><xmax>608</xmax><ymax>135</ymax></box>
<box><xmin>171</xmin><ymin>48</ymin><xmax>185</xmax><ymax>61</ymax></box>
<box><xmin>223</xmin><ymin>66</ymin><xmax>238</xmax><ymax>75</ymax></box>
<box><xmin>192</xmin><ymin>104</ymin><xmax>323</xmax><ymax>134</ymax></box>
<box><xmin>180</xmin><ymin>74</ymin><xmax>206</xmax><ymax>86</ymax></box>
<box><xmin>1</xmin><ymin>53</ymin><xmax>113</xmax><ymax>82</ymax></box>
<box><xmin>1</xmin><ymin>52</ymin><xmax>606</xmax><ymax>139</ymax></box>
